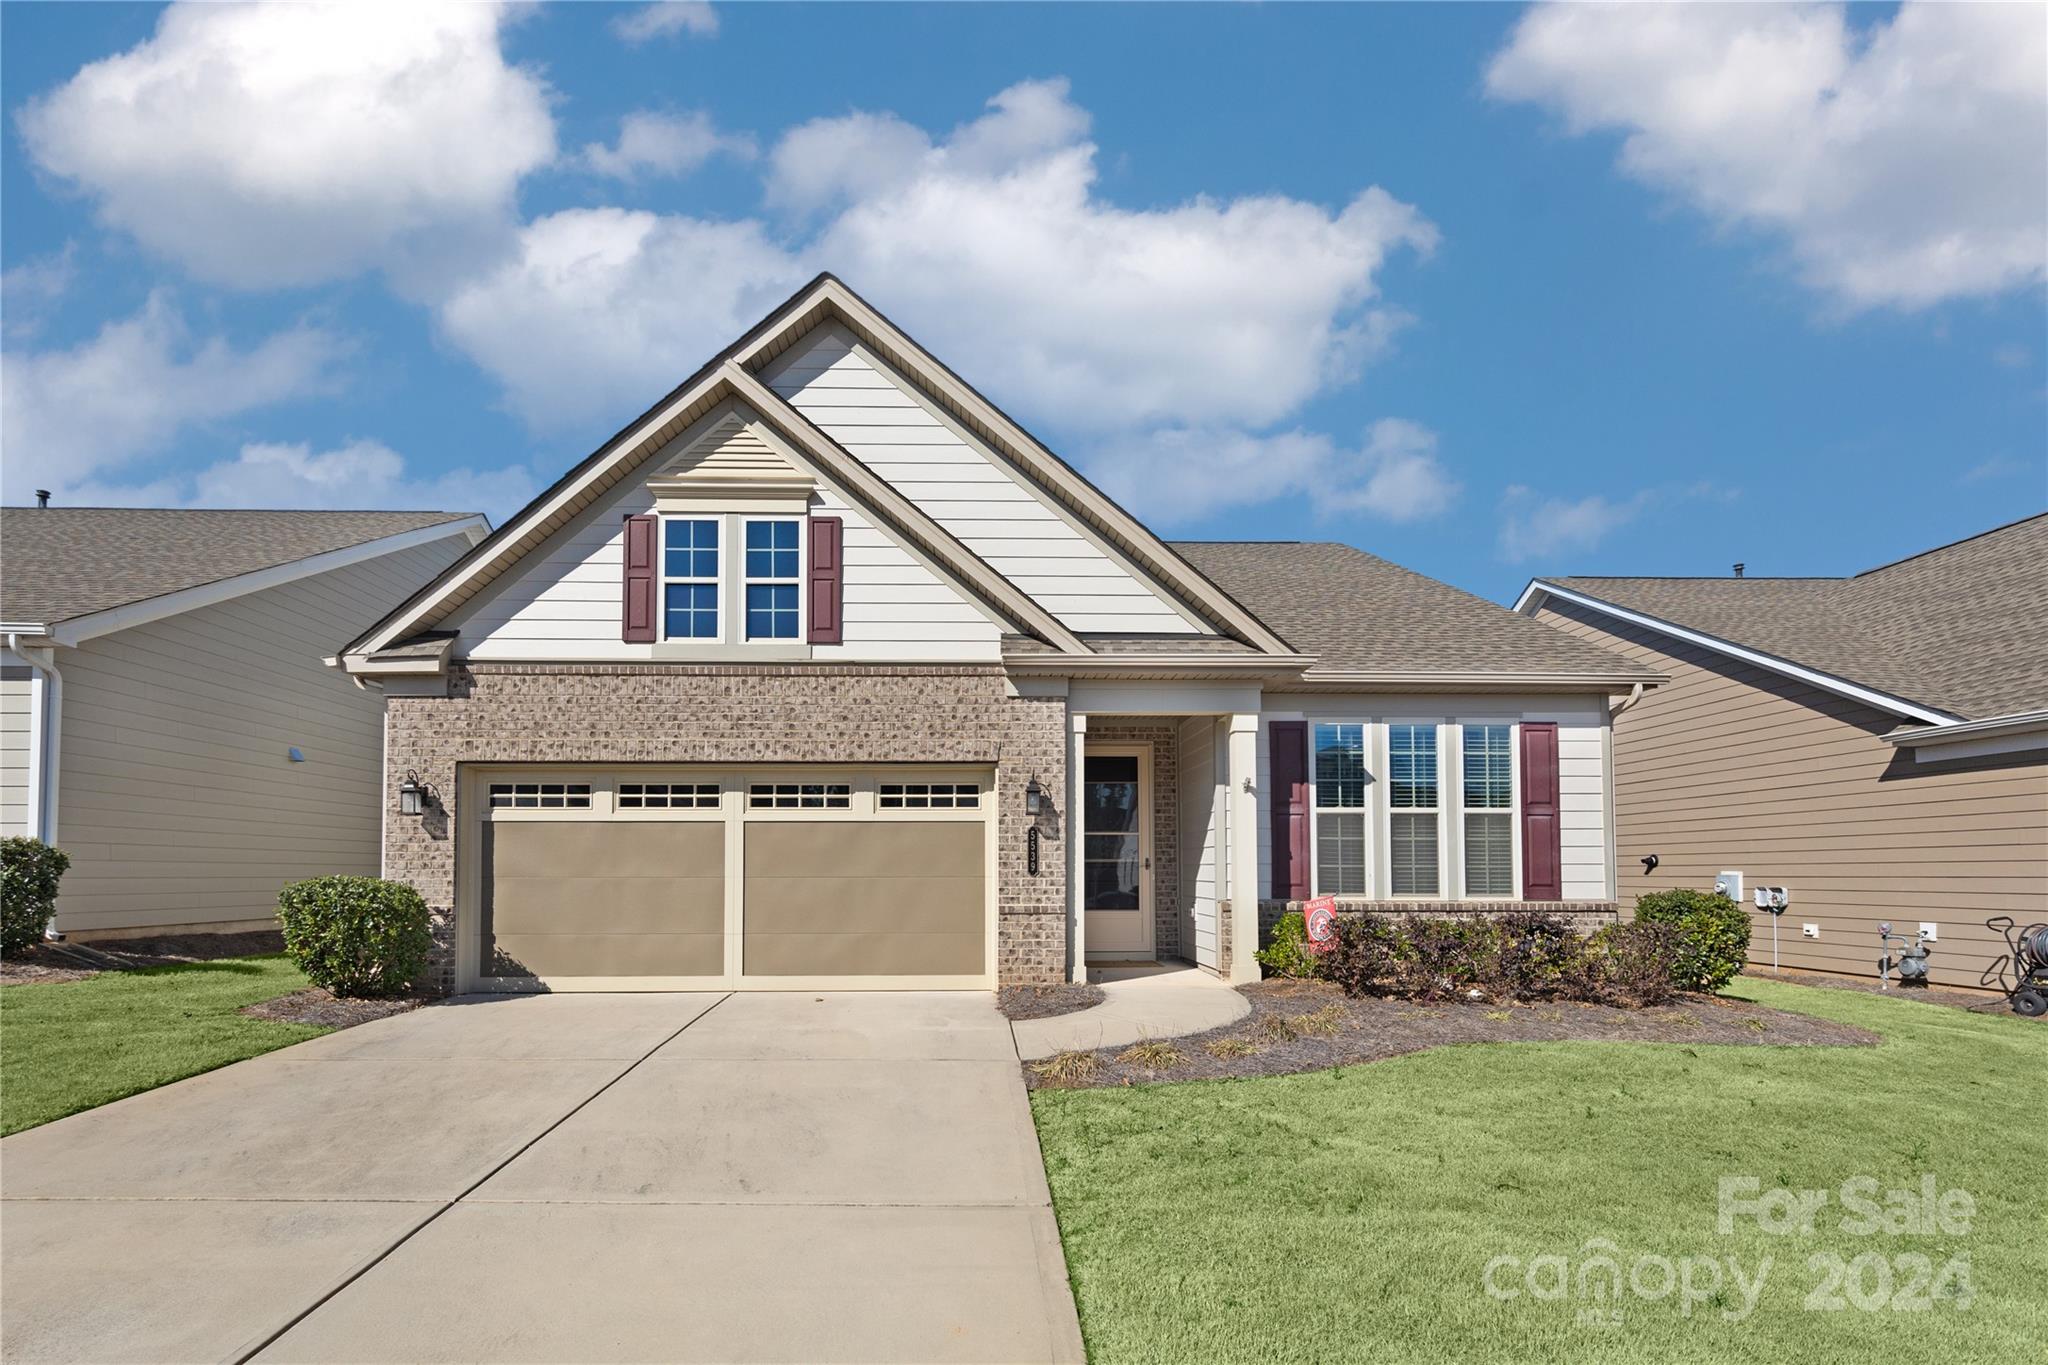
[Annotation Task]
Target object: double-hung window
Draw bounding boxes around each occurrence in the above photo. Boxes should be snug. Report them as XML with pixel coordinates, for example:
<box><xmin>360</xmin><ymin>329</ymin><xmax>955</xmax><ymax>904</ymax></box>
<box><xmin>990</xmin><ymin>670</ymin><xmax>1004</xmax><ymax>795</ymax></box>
<box><xmin>1387</xmin><ymin>723</ymin><xmax>1441</xmax><ymax>896</ymax></box>
<box><xmin>1312</xmin><ymin>723</ymin><xmax>1368</xmax><ymax>895</ymax></box>
<box><xmin>662</xmin><ymin>517</ymin><xmax>719</xmax><ymax>640</ymax></box>
<box><xmin>1461</xmin><ymin>724</ymin><xmax>1515</xmax><ymax>897</ymax></box>
<box><xmin>744</xmin><ymin>519</ymin><xmax>800</xmax><ymax>640</ymax></box>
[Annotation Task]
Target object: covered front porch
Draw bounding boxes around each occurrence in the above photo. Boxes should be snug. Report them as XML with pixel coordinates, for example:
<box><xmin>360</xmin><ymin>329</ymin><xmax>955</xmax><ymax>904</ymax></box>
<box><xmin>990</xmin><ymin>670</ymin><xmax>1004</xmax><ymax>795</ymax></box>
<box><xmin>1056</xmin><ymin>682</ymin><xmax>1266</xmax><ymax>986</ymax></box>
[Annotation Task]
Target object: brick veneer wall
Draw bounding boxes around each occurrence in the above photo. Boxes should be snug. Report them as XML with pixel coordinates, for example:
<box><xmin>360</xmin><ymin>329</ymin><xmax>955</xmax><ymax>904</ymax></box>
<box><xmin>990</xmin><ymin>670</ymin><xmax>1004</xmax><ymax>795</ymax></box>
<box><xmin>1083</xmin><ymin>721</ymin><xmax>1180</xmax><ymax>958</ymax></box>
<box><xmin>385</xmin><ymin>662</ymin><xmax>1068</xmax><ymax>992</ymax></box>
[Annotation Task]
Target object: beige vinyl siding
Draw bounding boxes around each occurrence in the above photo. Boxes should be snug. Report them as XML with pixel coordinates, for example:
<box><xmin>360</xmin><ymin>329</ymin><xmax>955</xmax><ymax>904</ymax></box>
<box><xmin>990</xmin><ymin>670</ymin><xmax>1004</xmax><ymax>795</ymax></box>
<box><xmin>51</xmin><ymin>537</ymin><xmax>468</xmax><ymax>936</ymax></box>
<box><xmin>447</xmin><ymin>430</ymin><xmax>1003</xmax><ymax>663</ymax></box>
<box><xmin>1536</xmin><ymin>598</ymin><xmax>2048</xmax><ymax>990</ymax></box>
<box><xmin>765</xmin><ymin>328</ymin><xmax>1204</xmax><ymax>635</ymax></box>
<box><xmin>1</xmin><ymin>661</ymin><xmax>33</xmax><ymax>837</ymax></box>
<box><xmin>1178</xmin><ymin>716</ymin><xmax>1224</xmax><ymax>969</ymax></box>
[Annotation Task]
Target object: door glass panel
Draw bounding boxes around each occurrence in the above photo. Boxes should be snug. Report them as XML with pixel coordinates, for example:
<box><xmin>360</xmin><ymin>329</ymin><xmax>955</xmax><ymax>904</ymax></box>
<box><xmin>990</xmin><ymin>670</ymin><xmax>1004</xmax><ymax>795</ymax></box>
<box><xmin>1083</xmin><ymin>755</ymin><xmax>1142</xmax><ymax>913</ymax></box>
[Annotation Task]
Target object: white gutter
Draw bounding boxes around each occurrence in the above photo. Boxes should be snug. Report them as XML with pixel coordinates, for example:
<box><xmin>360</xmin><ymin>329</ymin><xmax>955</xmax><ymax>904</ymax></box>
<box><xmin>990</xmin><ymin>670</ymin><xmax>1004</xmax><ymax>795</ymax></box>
<box><xmin>1290</xmin><ymin>668</ymin><xmax>1664</xmax><ymax>691</ymax></box>
<box><xmin>1883</xmin><ymin>709</ymin><xmax>2048</xmax><ymax>763</ymax></box>
<box><xmin>1515</xmin><ymin>581</ymin><xmax>1961</xmax><ymax>726</ymax></box>
<box><xmin>6</xmin><ymin>633</ymin><xmax>61</xmax><ymax>847</ymax></box>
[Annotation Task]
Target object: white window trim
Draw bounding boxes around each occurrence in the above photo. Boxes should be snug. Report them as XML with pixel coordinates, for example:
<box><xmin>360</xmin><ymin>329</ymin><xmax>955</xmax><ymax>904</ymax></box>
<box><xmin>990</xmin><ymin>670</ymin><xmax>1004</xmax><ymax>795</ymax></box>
<box><xmin>742</xmin><ymin>515</ymin><xmax>806</xmax><ymax>642</ymax></box>
<box><xmin>1308</xmin><ymin>719</ymin><xmax>1373</xmax><ymax>899</ymax></box>
<box><xmin>1384</xmin><ymin>719</ymin><xmax>1446</xmax><ymax>900</ymax></box>
<box><xmin>1455</xmin><ymin>719</ymin><xmax>1521</xmax><ymax>901</ymax></box>
<box><xmin>659</xmin><ymin>514</ymin><xmax>724</xmax><ymax>644</ymax></box>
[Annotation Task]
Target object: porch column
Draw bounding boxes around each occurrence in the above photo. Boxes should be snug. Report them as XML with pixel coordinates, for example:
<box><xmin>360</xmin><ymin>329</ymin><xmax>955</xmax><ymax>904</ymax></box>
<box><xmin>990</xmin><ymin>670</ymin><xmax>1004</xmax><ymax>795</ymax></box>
<box><xmin>1227</xmin><ymin>712</ymin><xmax>1261</xmax><ymax>984</ymax></box>
<box><xmin>1067</xmin><ymin>709</ymin><xmax>1088</xmax><ymax>983</ymax></box>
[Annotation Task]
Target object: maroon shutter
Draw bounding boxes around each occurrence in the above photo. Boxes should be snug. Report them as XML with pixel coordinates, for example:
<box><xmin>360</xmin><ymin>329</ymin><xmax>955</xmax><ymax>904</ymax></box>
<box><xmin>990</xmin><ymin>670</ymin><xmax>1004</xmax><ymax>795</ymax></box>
<box><xmin>621</xmin><ymin>514</ymin><xmax>657</xmax><ymax>643</ymax></box>
<box><xmin>1269</xmin><ymin>721</ymin><xmax>1310</xmax><ymax>900</ymax></box>
<box><xmin>807</xmin><ymin>516</ymin><xmax>842</xmax><ymax>644</ymax></box>
<box><xmin>1520</xmin><ymin>721</ymin><xmax>1563</xmax><ymax>901</ymax></box>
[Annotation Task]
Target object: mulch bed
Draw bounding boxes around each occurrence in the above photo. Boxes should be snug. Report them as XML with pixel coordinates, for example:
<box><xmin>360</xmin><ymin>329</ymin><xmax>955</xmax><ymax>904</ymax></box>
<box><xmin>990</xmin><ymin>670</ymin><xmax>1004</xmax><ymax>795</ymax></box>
<box><xmin>239</xmin><ymin>988</ymin><xmax>426</xmax><ymax>1029</ymax></box>
<box><xmin>999</xmin><ymin>982</ymin><xmax>1108</xmax><ymax>1021</ymax></box>
<box><xmin>1742</xmin><ymin>967</ymin><xmax>2019</xmax><ymax>1016</ymax></box>
<box><xmin>0</xmin><ymin>930</ymin><xmax>289</xmax><ymax>986</ymax></box>
<box><xmin>1024</xmin><ymin>979</ymin><xmax>1880</xmax><ymax>1090</ymax></box>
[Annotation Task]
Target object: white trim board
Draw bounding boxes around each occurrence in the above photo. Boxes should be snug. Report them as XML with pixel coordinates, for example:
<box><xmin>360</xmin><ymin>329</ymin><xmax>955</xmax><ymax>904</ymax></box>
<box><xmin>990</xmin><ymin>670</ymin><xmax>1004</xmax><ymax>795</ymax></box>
<box><xmin>1516</xmin><ymin>581</ymin><xmax>1962</xmax><ymax>726</ymax></box>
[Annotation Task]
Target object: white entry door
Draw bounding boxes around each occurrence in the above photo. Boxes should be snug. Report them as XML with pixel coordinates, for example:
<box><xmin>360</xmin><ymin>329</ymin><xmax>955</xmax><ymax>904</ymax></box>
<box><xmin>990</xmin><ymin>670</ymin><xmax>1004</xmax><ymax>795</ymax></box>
<box><xmin>1082</xmin><ymin>747</ymin><xmax>1153</xmax><ymax>958</ymax></box>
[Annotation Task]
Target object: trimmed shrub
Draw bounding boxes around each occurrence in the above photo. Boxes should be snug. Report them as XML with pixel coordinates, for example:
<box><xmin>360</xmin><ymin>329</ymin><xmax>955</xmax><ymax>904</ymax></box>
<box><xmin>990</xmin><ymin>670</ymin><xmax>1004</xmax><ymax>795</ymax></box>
<box><xmin>1319</xmin><ymin>912</ymin><xmax>1404</xmax><ymax>997</ymax></box>
<box><xmin>1569</xmin><ymin>922</ymin><xmax>1682</xmax><ymax>1007</ymax></box>
<box><xmin>1</xmin><ymin>837</ymin><xmax>70</xmax><ymax>953</ymax></box>
<box><xmin>1397</xmin><ymin>914</ymin><xmax>1499</xmax><ymax>1002</ymax></box>
<box><xmin>1256</xmin><ymin>912</ymin><xmax>1318</xmax><ymax>979</ymax></box>
<box><xmin>1634</xmin><ymin>888</ymin><xmax>1751</xmax><ymax>993</ymax></box>
<box><xmin>1484</xmin><ymin>911</ymin><xmax>1582</xmax><ymax>1001</ymax></box>
<box><xmin>276</xmin><ymin>876</ymin><xmax>431</xmax><ymax>998</ymax></box>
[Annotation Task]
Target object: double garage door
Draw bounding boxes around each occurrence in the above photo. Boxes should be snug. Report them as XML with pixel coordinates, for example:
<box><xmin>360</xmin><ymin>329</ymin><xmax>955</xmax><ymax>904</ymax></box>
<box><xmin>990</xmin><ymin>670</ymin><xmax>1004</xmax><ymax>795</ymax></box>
<box><xmin>469</xmin><ymin>768</ymin><xmax>991</xmax><ymax>991</ymax></box>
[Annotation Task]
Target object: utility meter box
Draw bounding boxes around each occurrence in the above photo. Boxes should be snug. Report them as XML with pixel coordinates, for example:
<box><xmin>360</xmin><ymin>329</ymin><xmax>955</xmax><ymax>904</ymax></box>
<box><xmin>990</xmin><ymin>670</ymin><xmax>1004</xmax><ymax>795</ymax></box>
<box><xmin>1715</xmin><ymin>871</ymin><xmax>1743</xmax><ymax>902</ymax></box>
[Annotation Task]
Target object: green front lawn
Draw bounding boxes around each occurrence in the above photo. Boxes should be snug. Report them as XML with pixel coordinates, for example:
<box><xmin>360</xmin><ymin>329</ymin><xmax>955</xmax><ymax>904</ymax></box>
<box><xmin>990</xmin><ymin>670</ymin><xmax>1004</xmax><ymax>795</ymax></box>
<box><xmin>1032</xmin><ymin>980</ymin><xmax>2046</xmax><ymax>1364</ymax></box>
<box><xmin>1</xmin><ymin>956</ymin><xmax>328</xmax><ymax>1136</ymax></box>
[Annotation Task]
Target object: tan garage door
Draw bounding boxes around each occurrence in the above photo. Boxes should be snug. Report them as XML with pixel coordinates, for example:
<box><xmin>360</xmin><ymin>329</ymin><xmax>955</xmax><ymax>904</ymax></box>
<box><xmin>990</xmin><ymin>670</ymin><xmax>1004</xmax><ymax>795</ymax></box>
<box><xmin>743</xmin><ymin>821</ymin><xmax>985</xmax><ymax>977</ymax></box>
<box><xmin>483</xmin><ymin>821</ymin><xmax>724</xmax><ymax>979</ymax></box>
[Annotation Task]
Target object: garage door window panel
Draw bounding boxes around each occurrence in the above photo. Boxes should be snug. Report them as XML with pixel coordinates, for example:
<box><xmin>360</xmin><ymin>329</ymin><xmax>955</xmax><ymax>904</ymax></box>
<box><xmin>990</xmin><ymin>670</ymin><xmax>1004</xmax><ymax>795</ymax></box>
<box><xmin>748</xmin><ymin>782</ymin><xmax>850</xmax><ymax>810</ymax></box>
<box><xmin>489</xmin><ymin>781</ymin><xmax>592</xmax><ymax>810</ymax></box>
<box><xmin>879</xmin><ymin>781</ymin><xmax>981</xmax><ymax>810</ymax></box>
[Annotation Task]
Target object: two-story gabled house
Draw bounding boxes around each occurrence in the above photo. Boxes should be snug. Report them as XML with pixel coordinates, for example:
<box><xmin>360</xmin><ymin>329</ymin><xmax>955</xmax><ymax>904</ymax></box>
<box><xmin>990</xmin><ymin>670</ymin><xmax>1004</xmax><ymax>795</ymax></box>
<box><xmin>335</xmin><ymin>275</ymin><xmax>1659</xmax><ymax>994</ymax></box>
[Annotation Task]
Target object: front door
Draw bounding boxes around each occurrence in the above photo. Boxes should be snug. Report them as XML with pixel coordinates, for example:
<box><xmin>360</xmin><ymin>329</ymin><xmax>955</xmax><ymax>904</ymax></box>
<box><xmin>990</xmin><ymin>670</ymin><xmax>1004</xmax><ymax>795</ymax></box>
<box><xmin>1082</xmin><ymin>747</ymin><xmax>1153</xmax><ymax>958</ymax></box>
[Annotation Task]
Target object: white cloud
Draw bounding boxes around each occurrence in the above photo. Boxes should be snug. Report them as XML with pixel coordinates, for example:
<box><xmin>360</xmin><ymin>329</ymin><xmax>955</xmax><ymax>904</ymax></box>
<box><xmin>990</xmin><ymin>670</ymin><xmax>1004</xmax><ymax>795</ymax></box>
<box><xmin>1</xmin><ymin>243</ymin><xmax>77</xmax><ymax>340</ymax></box>
<box><xmin>1089</xmin><ymin>419</ymin><xmax>1458</xmax><ymax>526</ymax></box>
<box><xmin>59</xmin><ymin>439</ymin><xmax>535</xmax><ymax>522</ymax></box>
<box><xmin>1</xmin><ymin>292</ymin><xmax>347</xmax><ymax>502</ymax></box>
<box><xmin>1497</xmin><ymin>486</ymin><xmax>1655</xmax><ymax>565</ymax></box>
<box><xmin>612</xmin><ymin>2</ymin><xmax>719</xmax><ymax>43</ymax></box>
<box><xmin>443</xmin><ymin>77</ymin><xmax>1437</xmax><ymax>473</ymax></box>
<box><xmin>1487</xmin><ymin>2</ymin><xmax>2047</xmax><ymax>310</ymax></box>
<box><xmin>436</xmin><ymin>208</ymin><xmax>811</xmax><ymax>430</ymax></box>
<box><xmin>577</xmin><ymin>111</ymin><xmax>754</xmax><ymax>181</ymax></box>
<box><xmin>1959</xmin><ymin>454</ymin><xmax>2037</xmax><ymax>485</ymax></box>
<box><xmin>18</xmin><ymin>2</ymin><xmax>555</xmax><ymax>289</ymax></box>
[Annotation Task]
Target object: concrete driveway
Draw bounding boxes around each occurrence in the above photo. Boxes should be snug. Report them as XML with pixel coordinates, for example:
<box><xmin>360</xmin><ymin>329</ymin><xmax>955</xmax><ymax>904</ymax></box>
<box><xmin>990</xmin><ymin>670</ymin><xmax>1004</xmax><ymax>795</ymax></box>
<box><xmin>0</xmin><ymin>993</ymin><xmax>1084</xmax><ymax>1364</ymax></box>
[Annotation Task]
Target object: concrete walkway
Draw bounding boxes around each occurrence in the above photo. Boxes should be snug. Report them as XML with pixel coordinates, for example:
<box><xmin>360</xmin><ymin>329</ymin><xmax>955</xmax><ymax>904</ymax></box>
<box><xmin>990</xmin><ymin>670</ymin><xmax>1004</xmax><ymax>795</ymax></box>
<box><xmin>1013</xmin><ymin>961</ymin><xmax>1250</xmax><ymax>1060</ymax></box>
<box><xmin>1</xmin><ymin>993</ymin><xmax>1084</xmax><ymax>1364</ymax></box>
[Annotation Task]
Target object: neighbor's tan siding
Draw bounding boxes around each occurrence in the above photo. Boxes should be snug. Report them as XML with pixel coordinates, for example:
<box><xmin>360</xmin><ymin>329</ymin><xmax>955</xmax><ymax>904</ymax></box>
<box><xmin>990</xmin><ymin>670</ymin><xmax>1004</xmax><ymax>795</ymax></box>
<box><xmin>52</xmin><ymin>538</ymin><xmax>469</xmax><ymax>936</ymax></box>
<box><xmin>1535</xmin><ymin>598</ymin><xmax>2048</xmax><ymax>990</ymax></box>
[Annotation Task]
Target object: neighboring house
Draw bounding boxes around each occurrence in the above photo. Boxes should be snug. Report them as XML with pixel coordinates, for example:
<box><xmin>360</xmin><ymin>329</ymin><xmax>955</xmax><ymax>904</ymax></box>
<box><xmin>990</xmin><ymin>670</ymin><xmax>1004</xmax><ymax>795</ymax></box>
<box><xmin>1</xmin><ymin>508</ymin><xmax>488</xmax><ymax>940</ymax></box>
<box><xmin>337</xmin><ymin>274</ymin><xmax>1659</xmax><ymax>994</ymax></box>
<box><xmin>1518</xmin><ymin>514</ymin><xmax>2048</xmax><ymax>992</ymax></box>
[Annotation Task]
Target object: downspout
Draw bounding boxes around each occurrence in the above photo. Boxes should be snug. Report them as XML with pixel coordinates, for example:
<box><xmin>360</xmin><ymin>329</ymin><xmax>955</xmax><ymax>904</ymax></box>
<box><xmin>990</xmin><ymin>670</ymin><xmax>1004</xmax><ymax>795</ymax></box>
<box><xmin>1610</xmin><ymin>681</ymin><xmax>1646</xmax><ymax>718</ymax></box>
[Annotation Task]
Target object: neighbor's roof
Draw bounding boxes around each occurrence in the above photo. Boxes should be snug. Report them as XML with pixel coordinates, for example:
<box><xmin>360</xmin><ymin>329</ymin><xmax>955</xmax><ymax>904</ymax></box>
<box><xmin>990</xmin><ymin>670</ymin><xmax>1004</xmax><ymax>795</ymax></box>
<box><xmin>0</xmin><ymin>507</ymin><xmax>477</xmax><ymax>626</ymax></box>
<box><xmin>1537</xmin><ymin>512</ymin><xmax>2048</xmax><ymax>721</ymax></box>
<box><xmin>1171</xmin><ymin>541</ymin><xmax>1659</xmax><ymax>682</ymax></box>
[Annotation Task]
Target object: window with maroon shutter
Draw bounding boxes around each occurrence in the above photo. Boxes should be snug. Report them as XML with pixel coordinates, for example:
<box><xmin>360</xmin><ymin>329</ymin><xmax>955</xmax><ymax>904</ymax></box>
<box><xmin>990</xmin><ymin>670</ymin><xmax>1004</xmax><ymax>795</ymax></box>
<box><xmin>1269</xmin><ymin>721</ymin><xmax>1309</xmax><ymax>899</ymax></box>
<box><xmin>807</xmin><ymin>515</ymin><xmax>842</xmax><ymax>644</ymax></box>
<box><xmin>1519</xmin><ymin>721</ymin><xmax>1563</xmax><ymax>901</ymax></box>
<box><xmin>621</xmin><ymin>513</ymin><xmax>657</xmax><ymax>643</ymax></box>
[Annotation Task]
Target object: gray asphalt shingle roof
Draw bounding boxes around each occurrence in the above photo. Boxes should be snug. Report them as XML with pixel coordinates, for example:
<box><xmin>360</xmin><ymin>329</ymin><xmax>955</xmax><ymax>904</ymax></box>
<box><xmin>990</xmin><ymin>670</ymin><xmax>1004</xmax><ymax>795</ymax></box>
<box><xmin>1171</xmin><ymin>540</ymin><xmax>1657</xmax><ymax>680</ymax></box>
<box><xmin>1544</xmin><ymin>512</ymin><xmax>2048</xmax><ymax>721</ymax></box>
<box><xmin>1</xmin><ymin>507</ymin><xmax>474</xmax><ymax>626</ymax></box>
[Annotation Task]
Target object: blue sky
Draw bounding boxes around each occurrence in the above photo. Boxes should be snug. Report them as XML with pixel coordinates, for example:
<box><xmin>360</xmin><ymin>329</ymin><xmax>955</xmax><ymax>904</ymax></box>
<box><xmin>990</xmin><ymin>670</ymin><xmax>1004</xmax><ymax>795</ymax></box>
<box><xmin>3</xmin><ymin>1</ymin><xmax>2043</xmax><ymax>606</ymax></box>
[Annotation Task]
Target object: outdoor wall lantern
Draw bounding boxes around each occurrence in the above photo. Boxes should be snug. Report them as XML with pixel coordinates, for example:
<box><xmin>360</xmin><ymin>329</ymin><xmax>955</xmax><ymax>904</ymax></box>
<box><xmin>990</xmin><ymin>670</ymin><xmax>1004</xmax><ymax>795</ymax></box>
<box><xmin>1024</xmin><ymin>774</ymin><xmax>1044</xmax><ymax>816</ymax></box>
<box><xmin>398</xmin><ymin>770</ymin><xmax>427</xmax><ymax>817</ymax></box>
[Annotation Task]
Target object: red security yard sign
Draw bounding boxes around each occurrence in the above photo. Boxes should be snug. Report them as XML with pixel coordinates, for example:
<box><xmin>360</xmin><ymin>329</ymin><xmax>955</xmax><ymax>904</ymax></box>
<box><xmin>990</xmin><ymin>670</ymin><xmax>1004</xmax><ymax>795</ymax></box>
<box><xmin>1303</xmin><ymin>895</ymin><xmax>1339</xmax><ymax>954</ymax></box>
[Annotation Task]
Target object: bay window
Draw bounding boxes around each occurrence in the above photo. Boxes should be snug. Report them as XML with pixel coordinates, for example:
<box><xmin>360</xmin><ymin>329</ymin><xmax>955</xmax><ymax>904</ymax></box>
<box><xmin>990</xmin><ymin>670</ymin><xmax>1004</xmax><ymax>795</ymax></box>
<box><xmin>1312</xmin><ymin>723</ymin><xmax>1367</xmax><ymax>895</ymax></box>
<box><xmin>1461</xmin><ymin>723</ymin><xmax>1515</xmax><ymax>896</ymax></box>
<box><xmin>1388</xmin><ymin>723</ymin><xmax>1440</xmax><ymax>896</ymax></box>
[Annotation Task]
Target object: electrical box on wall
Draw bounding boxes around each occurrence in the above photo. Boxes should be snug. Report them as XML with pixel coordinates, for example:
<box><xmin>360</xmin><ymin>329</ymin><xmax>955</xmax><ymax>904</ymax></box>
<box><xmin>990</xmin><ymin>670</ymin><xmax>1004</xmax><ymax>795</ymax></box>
<box><xmin>1802</xmin><ymin>923</ymin><xmax>1821</xmax><ymax>939</ymax></box>
<box><xmin>1919</xmin><ymin>922</ymin><xmax>1939</xmax><ymax>942</ymax></box>
<box><xmin>1715</xmin><ymin>871</ymin><xmax>1743</xmax><ymax>901</ymax></box>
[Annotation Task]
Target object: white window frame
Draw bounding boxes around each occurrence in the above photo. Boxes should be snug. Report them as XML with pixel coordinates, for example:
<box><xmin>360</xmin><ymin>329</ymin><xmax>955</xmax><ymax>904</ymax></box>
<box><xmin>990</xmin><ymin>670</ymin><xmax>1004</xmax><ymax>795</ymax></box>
<box><xmin>1456</xmin><ymin>720</ymin><xmax>1520</xmax><ymax>900</ymax></box>
<box><xmin>659</xmin><ymin>514</ymin><xmax>722</xmax><ymax>643</ymax></box>
<box><xmin>1308</xmin><ymin>720</ymin><xmax>1371</xmax><ymax>899</ymax></box>
<box><xmin>741</xmin><ymin>516</ymin><xmax>805</xmax><ymax>642</ymax></box>
<box><xmin>1384</xmin><ymin>719</ymin><xmax>1445</xmax><ymax>899</ymax></box>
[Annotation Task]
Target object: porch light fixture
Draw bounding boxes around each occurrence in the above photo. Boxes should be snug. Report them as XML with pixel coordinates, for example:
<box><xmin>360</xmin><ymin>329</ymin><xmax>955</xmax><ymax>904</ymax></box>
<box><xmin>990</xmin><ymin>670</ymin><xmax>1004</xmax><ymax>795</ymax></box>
<box><xmin>1024</xmin><ymin>775</ymin><xmax>1044</xmax><ymax>816</ymax></box>
<box><xmin>398</xmin><ymin>770</ymin><xmax>426</xmax><ymax>817</ymax></box>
